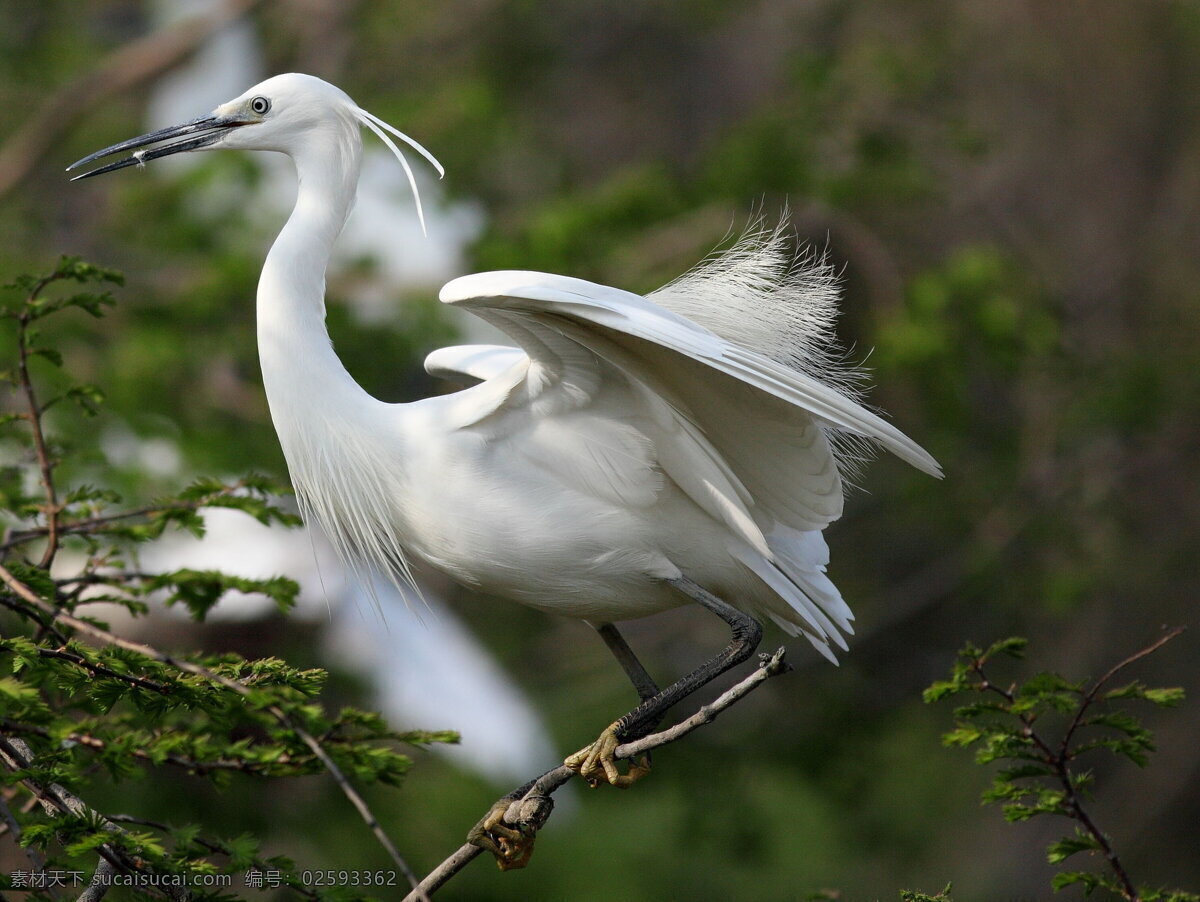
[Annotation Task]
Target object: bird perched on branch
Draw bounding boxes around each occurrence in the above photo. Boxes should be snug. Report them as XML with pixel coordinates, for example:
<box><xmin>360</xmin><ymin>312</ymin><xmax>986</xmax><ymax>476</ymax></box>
<box><xmin>71</xmin><ymin>73</ymin><xmax>940</xmax><ymax>867</ymax></box>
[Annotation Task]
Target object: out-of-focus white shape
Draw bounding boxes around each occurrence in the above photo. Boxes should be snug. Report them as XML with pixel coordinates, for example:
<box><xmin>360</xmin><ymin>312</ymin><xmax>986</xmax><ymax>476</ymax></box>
<box><xmin>146</xmin><ymin>0</ymin><xmax>265</xmax><ymax>132</ymax></box>
<box><xmin>101</xmin><ymin>424</ymin><xmax>184</xmax><ymax>478</ymax></box>
<box><xmin>328</xmin><ymin>572</ymin><xmax>560</xmax><ymax>783</ymax></box>
<box><xmin>143</xmin><ymin>507</ymin><xmax>557</xmax><ymax>783</ymax></box>
<box><xmin>334</xmin><ymin>157</ymin><xmax>485</xmax><ymax>314</ymax></box>
<box><xmin>141</xmin><ymin>506</ymin><xmax>330</xmax><ymax>619</ymax></box>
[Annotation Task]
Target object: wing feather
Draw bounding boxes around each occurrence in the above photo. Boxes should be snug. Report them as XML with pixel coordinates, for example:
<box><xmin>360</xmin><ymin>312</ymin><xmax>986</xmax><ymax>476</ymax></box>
<box><xmin>435</xmin><ymin>267</ymin><xmax>940</xmax><ymax>652</ymax></box>
<box><xmin>424</xmin><ymin>344</ymin><xmax>526</xmax><ymax>384</ymax></box>
<box><xmin>441</xmin><ymin>271</ymin><xmax>942</xmax><ymax>477</ymax></box>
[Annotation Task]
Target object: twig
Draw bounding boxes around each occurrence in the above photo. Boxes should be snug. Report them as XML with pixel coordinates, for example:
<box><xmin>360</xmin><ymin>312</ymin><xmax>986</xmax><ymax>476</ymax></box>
<box><xmin>0</xmin><ymin>595</ymin><xmax>70</xmax><ymax>646</ymax></box>
<box><xmin>403</xmin><ymin>647</ymin><xmax>791</xmax><ymax>901</ymax></box>
<box><xmin>0</xmin><ymin>0</ymin><xmax>266</xmax><ymax>200</ymax></box>
<box><xmin>19</xmin><ymin>642</ymin><xmax>173</xmax><ymax>695</ymax></box>
<box><xmin>1059</xmin><ymin>626</ymin><xmax>1187</xmax><ymax>759</ymax></box>
<box><xmin>290</xmin><ymin>728</ymin><xmax>426</xmax><ymax>900</ymax></box>
<box><xmin>969</xmin><ymin>630</ymin><xmax>1187</xmax><ymax>902</ymax></box>
<box><xmin>14</xmin><ymin>287</ymin><xmax>62</xmax><ymax>570</ymax></box>
<box><xmin>0</xmin><ymin>480</ymin><xmax>259</xmax><ymax>555</ymax></box>
<box><xmin>618</xmin><ymin>647</ymin><xmax>789</xmax><ymax>757</ymax></box>
<box><xmin>0</xmin><ymin>789</ymin><xmax>47</xmax><ymax>874</ymax></box>
<box><xmin>105</xmin><ymin>814</ymin><xmax>322</xmax><ymax>901</ymax></box>
<box><xmin>0</xmin><ymin>735</ymin><xmax>184</xmax><ymax>901</ymax></box>
<box><xmin>0</xmin><ymin>561</ymin><xmax>426</xmax><ymax>901</ymax></box>
<box><xmin>0</xmin><ymin>719</ymin><xmax>297</xmax><ymax>777</ymax></box>
<box><xmin>1055</xmin><ymin>626</ymin><xmax>1185</xmax><ymax>902</ymax></box>
<box><xmin>75</xmin><ymin>857</ymin><xmax>116</xmax><ymax>902</ymax></box>
<box><xmin>6</xmin><ymin>505</ymin><xmax>212</xmax><ymax>550</ymax></box>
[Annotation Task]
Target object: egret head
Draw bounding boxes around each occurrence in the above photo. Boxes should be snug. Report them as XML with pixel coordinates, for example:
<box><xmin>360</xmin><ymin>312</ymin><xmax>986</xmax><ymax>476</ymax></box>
<box><xmin>68</xmin><ymin>73</ymin><xmax>443</xmax><ymax>230</ymax></box>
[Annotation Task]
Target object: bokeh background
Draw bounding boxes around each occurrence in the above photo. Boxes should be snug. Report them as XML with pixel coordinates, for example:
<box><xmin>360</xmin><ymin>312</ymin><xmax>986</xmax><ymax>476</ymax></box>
<box><xmin>2</xmin><ymin>1</ymin><xmax>1198</xmax><ymax>899</ymax></box>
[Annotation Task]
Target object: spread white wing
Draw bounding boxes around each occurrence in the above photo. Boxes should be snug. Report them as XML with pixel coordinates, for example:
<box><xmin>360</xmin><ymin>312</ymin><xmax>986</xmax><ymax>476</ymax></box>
<box><xmin>434</xmin><ymin>269</ymin><xmax>940</xmax><ymax>659</ymax></box>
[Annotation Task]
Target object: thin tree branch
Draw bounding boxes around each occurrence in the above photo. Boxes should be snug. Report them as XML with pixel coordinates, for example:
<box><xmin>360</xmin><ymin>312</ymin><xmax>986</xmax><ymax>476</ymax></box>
<box><xmin>0</xmin><ymin>789</ymin><xmax>47</xmax><ymax>875</ymax></box>
<box><xmin>0</xmin><ymin>479</ymin><xmax>263</xmax><ymax>555</ymax></box>
<box><xmin>403</xmin><ymin>647</ymin><xmax>790</xmax><ymax>901</ymax></box>
<box><xmin>618</xmin><ymin>647</ymin><xmax>789</xmax><ymax>757</ymax></box>
<box><xmin>0</xmin><ymin>561</ymin><xmax>426</xmax><ymax>901</ymax></box>
<box><xmin>105</xmin><ymin>814</ymin><xmax>322</xmax><ymax>901</ymax></box>
<box><xmin>290</xmin><ymin>727</ymin><xmax>426</xmax><ymax>900</ymax></box>
<box><xmin>0</xmin><ymin>595</ymin><xmax>70</xmax><ymax>646</ymax></box>
<box><xmin>971</xmin><ymin>662</ymin><xmax>1133</xmax><ymax>892</ymax></box>
<box><xmin>0</xmin><ymin>735</ymin><xmax>184</xmax><ymax>901</ymax></box>
<box><xmin>0</xmin><ymin>0</ymin><xmax>266</xmax><ymax>200</ymax></box>
<box><xmin>14</xmin><ymin>292</ymin><xmax>62</xmax><ymax>571</ymax></box>
<box><xmin>13</xmin><ymin>640</ymin><xmax>174</xmax><ymax>695</ymax></box>
<box><xmin>966</xmin><ymin>630</ymin><xmax>1189</xmax><ymax>902</ymax></box>
<box><xmin>0</xmin><ymin>719</ymin><xmax>300</xmax><ymax>778</ymax></box>
<box><xmin>1051</xmin><ymin>626</ymin><xmax>1184</xmax><ymax>902</ymax></box>
<box><xmin>75</xmin><ymin>857</ymin><xmax>117</xmax><ymax>902</ymax></box>
<box><xmin>1059</xmin><ymin>626</ymin><xmax>1187</xmax><ymax>759</ymax></box>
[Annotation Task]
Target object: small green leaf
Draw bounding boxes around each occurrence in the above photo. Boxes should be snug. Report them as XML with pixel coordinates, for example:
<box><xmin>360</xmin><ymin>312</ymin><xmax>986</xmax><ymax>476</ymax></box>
<box><xmin>1046</xmin><ymin>828</ymin><xmax>1102</xmax><ymax>864</ymax></box>
<box><xmin>923</xmin><ymin>680</ymin><xmax>963</xmax><ymax>703</ymax></box>
<box><xmin>1052</xmin><ymin>871</ymin><xmax>1105</xmax><ymax>893</ymax></box>
<box><xmin>1144</xmin><ymin>687</ymin><xmax>1185</xmax><ymax>707</ymax></box>
<box><xmin>983</xmin><ymin>637</ymin><xmax>1027</xmax><ymax>660</ymax></box>
<box><xmin>65</xmin><ymin>383</ymin><xmax>106</xmax><ymax>415</ymax></box>
<box><xmin>900</xmin><ymin>884</ymin><xmax>953</xmax><ymax>902</ymax></box>
<box><xmin>32</xmin><ymin>347</ymin><xmax>63</xmax><ymax>367</ymax></box>
<box><xmin>399</xmin><ymin>729</ymin><xmax>461</xmax><ymax>747</ymax></box>
<box><xmin>942</xmin><ymin>725</ymin><xmax>984</xmax><ymax>748</ymax></box>
<box><xmin>0</xmin><ymin>676</ymin><xmax>42</xmax><ymax>704</ymax></box>
<box><xmin>52</xmin><ymin>256</ymin><xmax>123</xmax><ymax>287</ymax></box>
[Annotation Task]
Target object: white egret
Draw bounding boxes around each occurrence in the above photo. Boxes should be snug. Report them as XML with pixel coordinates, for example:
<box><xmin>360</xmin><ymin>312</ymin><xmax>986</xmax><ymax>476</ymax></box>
<box><xmin>70</xmin><ymin>73</ymin><xmax>940</xmax><ymax>866</ymax></box>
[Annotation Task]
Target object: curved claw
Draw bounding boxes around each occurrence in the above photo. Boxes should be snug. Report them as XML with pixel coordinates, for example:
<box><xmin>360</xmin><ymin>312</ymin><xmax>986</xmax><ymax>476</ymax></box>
<box><xmin>467</xmin><ymin>793</ymin><xmax>554</xmax><ymax>870</ymax></box>
<box><xmin>564</xmin><ymin>723</ymin><xmax>652</xmax><ymax>788</ymax></box>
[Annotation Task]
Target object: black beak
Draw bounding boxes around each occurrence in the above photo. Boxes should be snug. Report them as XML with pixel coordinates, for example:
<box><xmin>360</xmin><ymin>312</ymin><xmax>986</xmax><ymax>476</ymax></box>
<box><xmin>66</xmin><ymin>114</ymin><xmax>249</xmax><ymax>180</ymax></box>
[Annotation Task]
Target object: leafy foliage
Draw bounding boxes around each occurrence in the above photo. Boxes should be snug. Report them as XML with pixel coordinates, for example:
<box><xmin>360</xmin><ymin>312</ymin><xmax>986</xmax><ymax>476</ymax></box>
<box><xmin>0</xmin><ymin>261</ymin><xmax>456</xmax><ymax>899</ymax></box>
<box><xmin>925</xmin><ymin>633</ymin><xmax>1195</xmax><ymax>901</ymax></box>
<box><xmin>899</xmin><ymin>885</ymin><xmax>953</xmax><ymax>902</ymax></box>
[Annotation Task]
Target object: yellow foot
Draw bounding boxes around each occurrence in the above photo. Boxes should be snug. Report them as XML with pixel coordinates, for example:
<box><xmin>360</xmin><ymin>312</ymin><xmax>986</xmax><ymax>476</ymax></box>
<box><xmin>467</xmin><ymin>794</ymin><xmax>553</xmax><ymax>871</ymax></box>
<box><xmin>564</xmin><ymin>722</ymin><xmax>651</xmax><ymax>788</ymax></box>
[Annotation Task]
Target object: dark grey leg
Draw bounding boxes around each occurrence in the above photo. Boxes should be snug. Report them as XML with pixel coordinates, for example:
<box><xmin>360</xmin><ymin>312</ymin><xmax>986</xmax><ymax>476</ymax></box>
<box><xmin>589</xmin><ymin>621</ymin><xmax>660</xmax><ymax>701</ymax></box>
<box><xmin>566</xmin><ymin>576</ymin><xmax>763</xmax><ymax>786</ymax></box>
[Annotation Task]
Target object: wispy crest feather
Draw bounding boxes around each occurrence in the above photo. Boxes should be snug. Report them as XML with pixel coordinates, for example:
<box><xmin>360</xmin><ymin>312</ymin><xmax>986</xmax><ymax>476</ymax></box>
<box><xmin>647</xmin><ymin>221</ymin><xmax>876</xmax><ymax>480</ymax></box>
<box><xmin>353</xmin><ymin>106</ymin><xmax>445</xmax><ymax>237</ymax></box>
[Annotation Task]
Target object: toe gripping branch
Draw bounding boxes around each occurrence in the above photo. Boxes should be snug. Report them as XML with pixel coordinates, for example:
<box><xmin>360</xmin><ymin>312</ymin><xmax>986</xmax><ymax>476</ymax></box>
<box><xmin>567</xmin><ymin>578</ymin><xmax>763</xmax><ymax>788</ymax></box>
<box><xmin>467</xmin><ymin>778</ymin><xmax>556</xmax><ymax>871</ymax></box>
<box><xmin>615</xmin><ymin>579</ymin><xmax>763</xmax><ymax>738</ymax></box>
<box><xmin>471</xmin><ymin>579</ymin><xmax>764</xmax><ymax>869</ymax></box>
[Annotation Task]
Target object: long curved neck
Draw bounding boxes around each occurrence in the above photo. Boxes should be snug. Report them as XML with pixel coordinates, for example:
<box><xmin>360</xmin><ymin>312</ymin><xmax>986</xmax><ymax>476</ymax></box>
<box><xmin>257</xmin><ymin>136</ymin><xmax>383</xmax><ymax>447</ymax></box>
<box><xmin>255</xmin><ymin>132</ymin><xmax>427</xmax><ymax>583</ymax></box>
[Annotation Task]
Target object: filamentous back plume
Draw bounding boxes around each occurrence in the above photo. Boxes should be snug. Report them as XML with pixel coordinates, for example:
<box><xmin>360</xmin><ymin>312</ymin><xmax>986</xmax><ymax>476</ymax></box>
<box><xmin>648</xmin><ymin>223</ymin><xmax>875</xmax><ymax>479</ymax></box>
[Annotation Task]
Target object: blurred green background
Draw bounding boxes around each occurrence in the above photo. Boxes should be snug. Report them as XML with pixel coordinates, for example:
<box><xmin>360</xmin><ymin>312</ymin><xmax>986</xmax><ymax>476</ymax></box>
<box><xmin>2</xmin><ymin>0</ymin><xmax>1198</xmax><ymax>899</ymax></box>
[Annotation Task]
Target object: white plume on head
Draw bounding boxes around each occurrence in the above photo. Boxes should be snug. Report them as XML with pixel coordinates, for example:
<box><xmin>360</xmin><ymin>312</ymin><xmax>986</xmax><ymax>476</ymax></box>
<box><xmin>352</xmin><ymin>106</ymin><xmax>445</xmax><ymax>236</ymax></box>
<box><xmin>648</xmin><ymin>219</ymin><xmax>876</xmax><ymax>481</ymax></box>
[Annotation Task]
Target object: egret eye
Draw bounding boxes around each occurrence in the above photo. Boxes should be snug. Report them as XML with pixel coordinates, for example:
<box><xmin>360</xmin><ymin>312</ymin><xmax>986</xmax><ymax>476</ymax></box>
<box><xmin>250</xmin><ymin>96</ymin><xmax>271</xmax><ymax>115</ymax></box>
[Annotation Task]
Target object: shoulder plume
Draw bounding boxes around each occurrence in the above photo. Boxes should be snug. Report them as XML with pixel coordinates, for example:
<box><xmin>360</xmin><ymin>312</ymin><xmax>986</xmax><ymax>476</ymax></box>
<box><xmin>647</xmin><ymin>219</ymin><xmax>875</xmax><ymax>480</ymax></box>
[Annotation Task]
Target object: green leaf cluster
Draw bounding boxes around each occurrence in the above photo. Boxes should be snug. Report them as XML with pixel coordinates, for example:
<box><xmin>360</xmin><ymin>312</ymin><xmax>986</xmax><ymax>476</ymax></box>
<box><xmin>0</xmin><ymin>260</ymin><xmax>455</xmax><ymax>900</ymax></box>
<box><xmin>925</xmin><ymin>634</ymin><xmax>1190</xmax><ymax>901</ymax></box>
